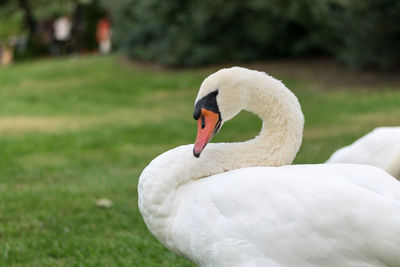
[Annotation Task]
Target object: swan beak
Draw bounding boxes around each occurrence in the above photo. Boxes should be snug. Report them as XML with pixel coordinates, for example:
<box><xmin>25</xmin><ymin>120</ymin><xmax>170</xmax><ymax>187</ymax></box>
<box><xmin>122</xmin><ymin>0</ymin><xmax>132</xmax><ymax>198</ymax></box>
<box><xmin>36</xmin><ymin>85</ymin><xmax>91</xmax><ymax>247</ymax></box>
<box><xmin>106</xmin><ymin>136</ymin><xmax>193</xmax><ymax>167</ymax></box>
<box><xmin>193</xmin><ymin>108</ymin><xmax>221</xmax><ymax>158</ymax></box>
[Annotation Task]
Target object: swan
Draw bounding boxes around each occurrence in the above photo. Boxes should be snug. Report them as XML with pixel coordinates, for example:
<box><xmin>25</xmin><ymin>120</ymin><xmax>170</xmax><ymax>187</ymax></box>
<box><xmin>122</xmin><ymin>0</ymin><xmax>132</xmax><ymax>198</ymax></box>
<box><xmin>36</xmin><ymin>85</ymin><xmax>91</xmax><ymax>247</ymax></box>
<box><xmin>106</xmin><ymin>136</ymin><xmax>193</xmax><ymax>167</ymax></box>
<box><xmin>138</xmin><ymin>67</ymin><xmax>400</xmax><ymax>267</ymax></box>
<box><xmin>326</xmin><ymin>127</ymin><xmax>400</xmax><ymax>179</ymax></box>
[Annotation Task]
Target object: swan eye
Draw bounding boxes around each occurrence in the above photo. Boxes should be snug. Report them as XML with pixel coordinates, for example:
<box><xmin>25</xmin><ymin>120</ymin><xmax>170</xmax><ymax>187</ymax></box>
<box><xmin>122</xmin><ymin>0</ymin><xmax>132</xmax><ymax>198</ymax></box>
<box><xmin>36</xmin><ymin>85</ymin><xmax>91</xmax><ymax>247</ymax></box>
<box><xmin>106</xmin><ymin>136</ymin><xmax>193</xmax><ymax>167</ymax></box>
<box><xmin>201</xmin><ymin>115</ymin><xmax>205</xmax><ymax>129</ymax></box>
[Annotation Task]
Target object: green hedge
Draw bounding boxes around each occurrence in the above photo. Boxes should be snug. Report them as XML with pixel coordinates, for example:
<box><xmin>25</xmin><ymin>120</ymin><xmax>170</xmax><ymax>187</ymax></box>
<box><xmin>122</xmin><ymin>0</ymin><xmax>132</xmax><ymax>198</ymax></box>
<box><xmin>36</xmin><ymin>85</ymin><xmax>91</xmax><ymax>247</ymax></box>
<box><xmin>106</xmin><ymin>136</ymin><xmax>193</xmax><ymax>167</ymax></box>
<box><xmin>113</xmin><ymin>0</ymin><xmax>400</xmax><ymax>68</ymax></box>
<box><xmin>330</xmin><ymin>0</ymin><xmax>400</xmax><ymax>69</ymax></box>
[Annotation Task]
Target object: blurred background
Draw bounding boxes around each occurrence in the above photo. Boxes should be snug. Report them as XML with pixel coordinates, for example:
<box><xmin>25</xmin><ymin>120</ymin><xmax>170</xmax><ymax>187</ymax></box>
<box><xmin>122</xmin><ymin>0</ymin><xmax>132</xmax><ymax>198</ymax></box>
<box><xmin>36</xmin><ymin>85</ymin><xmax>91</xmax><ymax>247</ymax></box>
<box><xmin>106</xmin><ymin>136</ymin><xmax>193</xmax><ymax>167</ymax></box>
<box><xmin>0</xmin><ymin>0</ymin><xmax>399</xmax><ymax>266</ymax></box>
<box><xmin>1</xmin><ymin>0</ymin><xmax>400</xmax><ymax>68</ymax></box>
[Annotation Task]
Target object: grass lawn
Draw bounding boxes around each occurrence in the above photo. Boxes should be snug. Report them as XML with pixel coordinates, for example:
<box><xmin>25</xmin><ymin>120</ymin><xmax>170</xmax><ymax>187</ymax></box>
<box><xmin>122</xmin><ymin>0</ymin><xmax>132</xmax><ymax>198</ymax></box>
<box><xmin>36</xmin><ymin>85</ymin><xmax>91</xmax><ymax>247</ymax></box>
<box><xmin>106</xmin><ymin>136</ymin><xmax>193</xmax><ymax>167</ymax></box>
<box><xmin>0</xmin><ymin>55</ymin><xmax>399</xmax><ymax>266</ymax></box>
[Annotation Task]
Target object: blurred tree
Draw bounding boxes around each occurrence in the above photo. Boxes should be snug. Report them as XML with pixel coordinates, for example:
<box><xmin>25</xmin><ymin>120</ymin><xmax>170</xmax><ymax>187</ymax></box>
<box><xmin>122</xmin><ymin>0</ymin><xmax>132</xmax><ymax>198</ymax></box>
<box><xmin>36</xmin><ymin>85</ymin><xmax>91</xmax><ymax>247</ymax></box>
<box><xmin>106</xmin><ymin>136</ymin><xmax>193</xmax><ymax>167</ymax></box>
<box><xmin>0</xmin><ymin>1</ymin><xmax>25</xmax><ymax>64</ymax></box>
<box><xmin>17</xmin><ymin>0</ymin><xmax>37</xmax><ymax>42</ymax></box>
<box><xmin>0</xmin><ymin>0</ymin><xmax>72</xmax><ymax>44</ymax></box>
<box><xmin>0</xmin><ymin>0</ymin><xmax>108</xmax><ymax>58</ymax></box>
<box><xmin>0</xmin><ymin>1</ymin><xmax>25</xmax><ymax>43</ymax></box>
<box><xmin>0</xmin><ymin>0</ymin><xmax>74</xmax><ymax>57</ymax></box>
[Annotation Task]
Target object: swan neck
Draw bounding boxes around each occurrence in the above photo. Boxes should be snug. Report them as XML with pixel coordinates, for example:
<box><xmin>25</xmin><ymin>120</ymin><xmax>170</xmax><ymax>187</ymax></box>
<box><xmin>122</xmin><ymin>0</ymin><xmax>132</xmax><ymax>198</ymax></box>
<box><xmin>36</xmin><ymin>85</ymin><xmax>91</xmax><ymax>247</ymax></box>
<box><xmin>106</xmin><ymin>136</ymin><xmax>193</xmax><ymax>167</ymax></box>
<box><xmin>236</xmin><ymin>77</ymin><xmax>304</xmax><ymax>166</ymax></box>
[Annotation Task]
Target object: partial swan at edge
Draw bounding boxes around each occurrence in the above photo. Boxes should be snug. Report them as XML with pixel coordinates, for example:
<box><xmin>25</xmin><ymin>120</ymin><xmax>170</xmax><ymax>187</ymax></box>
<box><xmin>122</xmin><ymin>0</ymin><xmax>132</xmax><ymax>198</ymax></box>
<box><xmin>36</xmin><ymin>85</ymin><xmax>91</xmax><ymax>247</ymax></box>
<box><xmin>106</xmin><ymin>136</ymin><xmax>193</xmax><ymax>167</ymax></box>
<box><xmin>326</xmin><ymin>127</ymin><xmax>400</xmax><ymax>179</ymax></box>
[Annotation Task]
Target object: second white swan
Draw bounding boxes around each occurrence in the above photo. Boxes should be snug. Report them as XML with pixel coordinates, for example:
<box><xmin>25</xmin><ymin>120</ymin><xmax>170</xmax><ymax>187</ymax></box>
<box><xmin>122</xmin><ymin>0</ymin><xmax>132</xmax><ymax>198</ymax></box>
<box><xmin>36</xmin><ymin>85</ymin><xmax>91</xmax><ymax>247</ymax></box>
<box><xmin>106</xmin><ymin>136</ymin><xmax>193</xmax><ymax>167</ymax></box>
<box><xmin>326</xmin><ymin>127</ymin><xmax>400</xmax><ymax>179</ymax></box>
<box><xmin>138</xmin><ymin>67</ymin><xmax>400</xmax><ymax>267</ymax></box>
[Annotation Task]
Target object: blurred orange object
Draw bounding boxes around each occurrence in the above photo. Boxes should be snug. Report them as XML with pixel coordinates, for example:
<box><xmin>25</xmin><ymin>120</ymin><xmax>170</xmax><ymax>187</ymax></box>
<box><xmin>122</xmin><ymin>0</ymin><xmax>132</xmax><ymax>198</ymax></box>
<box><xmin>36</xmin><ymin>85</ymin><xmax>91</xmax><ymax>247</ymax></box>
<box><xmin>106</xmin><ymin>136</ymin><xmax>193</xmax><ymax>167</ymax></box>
<box><xmin>0</xmin><ymin>46</ymin><xmax>13</xmax><ymax>66</ymax></box>
<box><xmin>96</xmin><ymin>18</ymin><xmax>111</xmax><ymax>54</ymax></box>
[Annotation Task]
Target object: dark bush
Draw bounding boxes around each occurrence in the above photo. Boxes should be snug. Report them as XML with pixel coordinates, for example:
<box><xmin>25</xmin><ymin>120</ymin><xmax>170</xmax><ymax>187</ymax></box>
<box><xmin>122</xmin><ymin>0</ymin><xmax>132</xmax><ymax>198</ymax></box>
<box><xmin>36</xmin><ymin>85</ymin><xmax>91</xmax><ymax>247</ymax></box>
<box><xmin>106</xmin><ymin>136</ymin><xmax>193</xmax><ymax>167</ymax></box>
<box><xmin>113</xmin><ymin>0</ymin><xmax>400</xmax><ymax>68</ymax></box>
<box><xmin>113</xmin><ymin>0</ymin><xmax>331</xmax><ymax>66</ymax></box>
<box><xmin>330</xmin><ymin>0</ymin><xmax>400</xmax><ymax>69</ymax></box>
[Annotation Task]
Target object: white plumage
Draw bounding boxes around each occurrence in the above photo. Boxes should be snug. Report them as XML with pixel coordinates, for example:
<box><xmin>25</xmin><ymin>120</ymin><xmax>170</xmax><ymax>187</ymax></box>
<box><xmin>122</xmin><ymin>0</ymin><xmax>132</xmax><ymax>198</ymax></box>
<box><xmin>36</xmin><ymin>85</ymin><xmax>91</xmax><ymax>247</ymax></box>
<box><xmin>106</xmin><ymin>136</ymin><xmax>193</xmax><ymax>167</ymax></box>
<box><xmin>138</xmin><ymin>67</ymin><xmax>400</xmax><ymax>267</ymax></box>
<box><xmin>326</xmin><ymin>127</ymin><xmax>400</xmax><ymax>179</ymax></box>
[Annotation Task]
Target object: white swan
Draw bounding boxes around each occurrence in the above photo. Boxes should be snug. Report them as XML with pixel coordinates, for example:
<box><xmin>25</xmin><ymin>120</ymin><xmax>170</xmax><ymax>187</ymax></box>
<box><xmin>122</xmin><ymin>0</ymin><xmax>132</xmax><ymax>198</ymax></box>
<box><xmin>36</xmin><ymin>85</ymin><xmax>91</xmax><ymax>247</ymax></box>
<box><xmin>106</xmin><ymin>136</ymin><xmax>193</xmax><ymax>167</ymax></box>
<box><xmin>326</xmin><ymin>127</ymin><xmax>400</xmax><ymax>179</ymax></box>
<box><xmin>138</xmin><ymin>67</ymin><xmax>400</xmax><ymax>267</ymax></box>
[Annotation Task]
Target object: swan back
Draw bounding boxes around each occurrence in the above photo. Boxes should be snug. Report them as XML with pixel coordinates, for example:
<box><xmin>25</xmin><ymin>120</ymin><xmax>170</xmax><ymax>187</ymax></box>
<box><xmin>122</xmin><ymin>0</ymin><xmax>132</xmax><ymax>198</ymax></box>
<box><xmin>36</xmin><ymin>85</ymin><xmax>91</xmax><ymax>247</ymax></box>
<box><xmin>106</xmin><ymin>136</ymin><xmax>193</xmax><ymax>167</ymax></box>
<box><xmin>326</xmin><ymin>127</ymin><xmax>400</xmax><ymax>178</ymax></box>
<box><xmin>171</xmin><ymin>164</ymin><xmax>400</xmax><ymax>267</ymax></box>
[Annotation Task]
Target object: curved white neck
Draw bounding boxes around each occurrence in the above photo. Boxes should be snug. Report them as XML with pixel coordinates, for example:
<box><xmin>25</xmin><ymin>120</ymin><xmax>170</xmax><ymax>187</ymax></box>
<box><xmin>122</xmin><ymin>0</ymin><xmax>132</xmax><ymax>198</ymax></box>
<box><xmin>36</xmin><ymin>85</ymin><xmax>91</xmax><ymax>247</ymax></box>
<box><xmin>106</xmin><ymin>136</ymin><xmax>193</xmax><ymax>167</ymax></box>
<box><xmin>138</xmin><ymin>75</ymin><xmax>304</xmax><ymax>247</ymax></box>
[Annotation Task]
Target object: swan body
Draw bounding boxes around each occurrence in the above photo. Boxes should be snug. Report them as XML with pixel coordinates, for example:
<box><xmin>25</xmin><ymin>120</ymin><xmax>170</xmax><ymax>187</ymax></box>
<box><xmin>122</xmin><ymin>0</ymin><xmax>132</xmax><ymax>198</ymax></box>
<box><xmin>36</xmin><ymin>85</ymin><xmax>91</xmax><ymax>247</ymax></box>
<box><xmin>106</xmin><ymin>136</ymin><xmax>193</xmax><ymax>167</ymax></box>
<box><xmin>326</xmin><ymin>127</ymin><xmax>400</xmax><ymax>179</ymax></box>
<box><xmin>138</xmin><ymin>67</ymin><xmax>400</xmax><ymax>267</ymax></box>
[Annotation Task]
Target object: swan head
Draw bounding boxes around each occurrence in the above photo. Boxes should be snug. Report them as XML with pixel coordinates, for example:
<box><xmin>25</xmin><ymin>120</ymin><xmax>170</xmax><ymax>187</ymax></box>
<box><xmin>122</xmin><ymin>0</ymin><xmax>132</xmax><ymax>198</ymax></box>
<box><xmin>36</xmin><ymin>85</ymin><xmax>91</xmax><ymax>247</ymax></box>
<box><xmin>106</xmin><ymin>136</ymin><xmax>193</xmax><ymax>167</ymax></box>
<box><xmin>193</xmin><ymin>67</ymin><xmax>248</xmax><ymax>157</ymax></box>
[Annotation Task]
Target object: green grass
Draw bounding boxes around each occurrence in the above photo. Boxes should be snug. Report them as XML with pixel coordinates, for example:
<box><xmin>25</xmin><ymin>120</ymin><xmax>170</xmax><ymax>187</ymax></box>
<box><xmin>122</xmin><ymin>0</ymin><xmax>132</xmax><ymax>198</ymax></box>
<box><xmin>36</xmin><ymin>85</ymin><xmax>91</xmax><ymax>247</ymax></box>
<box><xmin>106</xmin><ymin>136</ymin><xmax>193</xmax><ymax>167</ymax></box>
<box><xmin>0</xmin><ymin>55</ymin><xmax>399</xmax><ymax>266</ymax></box>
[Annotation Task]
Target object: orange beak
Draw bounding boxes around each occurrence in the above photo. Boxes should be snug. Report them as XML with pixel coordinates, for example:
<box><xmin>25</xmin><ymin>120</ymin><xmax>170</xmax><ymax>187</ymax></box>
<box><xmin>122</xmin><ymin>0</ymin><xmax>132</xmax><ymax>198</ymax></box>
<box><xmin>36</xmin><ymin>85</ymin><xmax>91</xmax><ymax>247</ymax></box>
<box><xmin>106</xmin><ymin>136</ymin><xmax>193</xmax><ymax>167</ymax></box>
<box><xmin>193</xmin><ymin>108</ymin><xmax>221</xmax><ymax>158</ymax></box>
